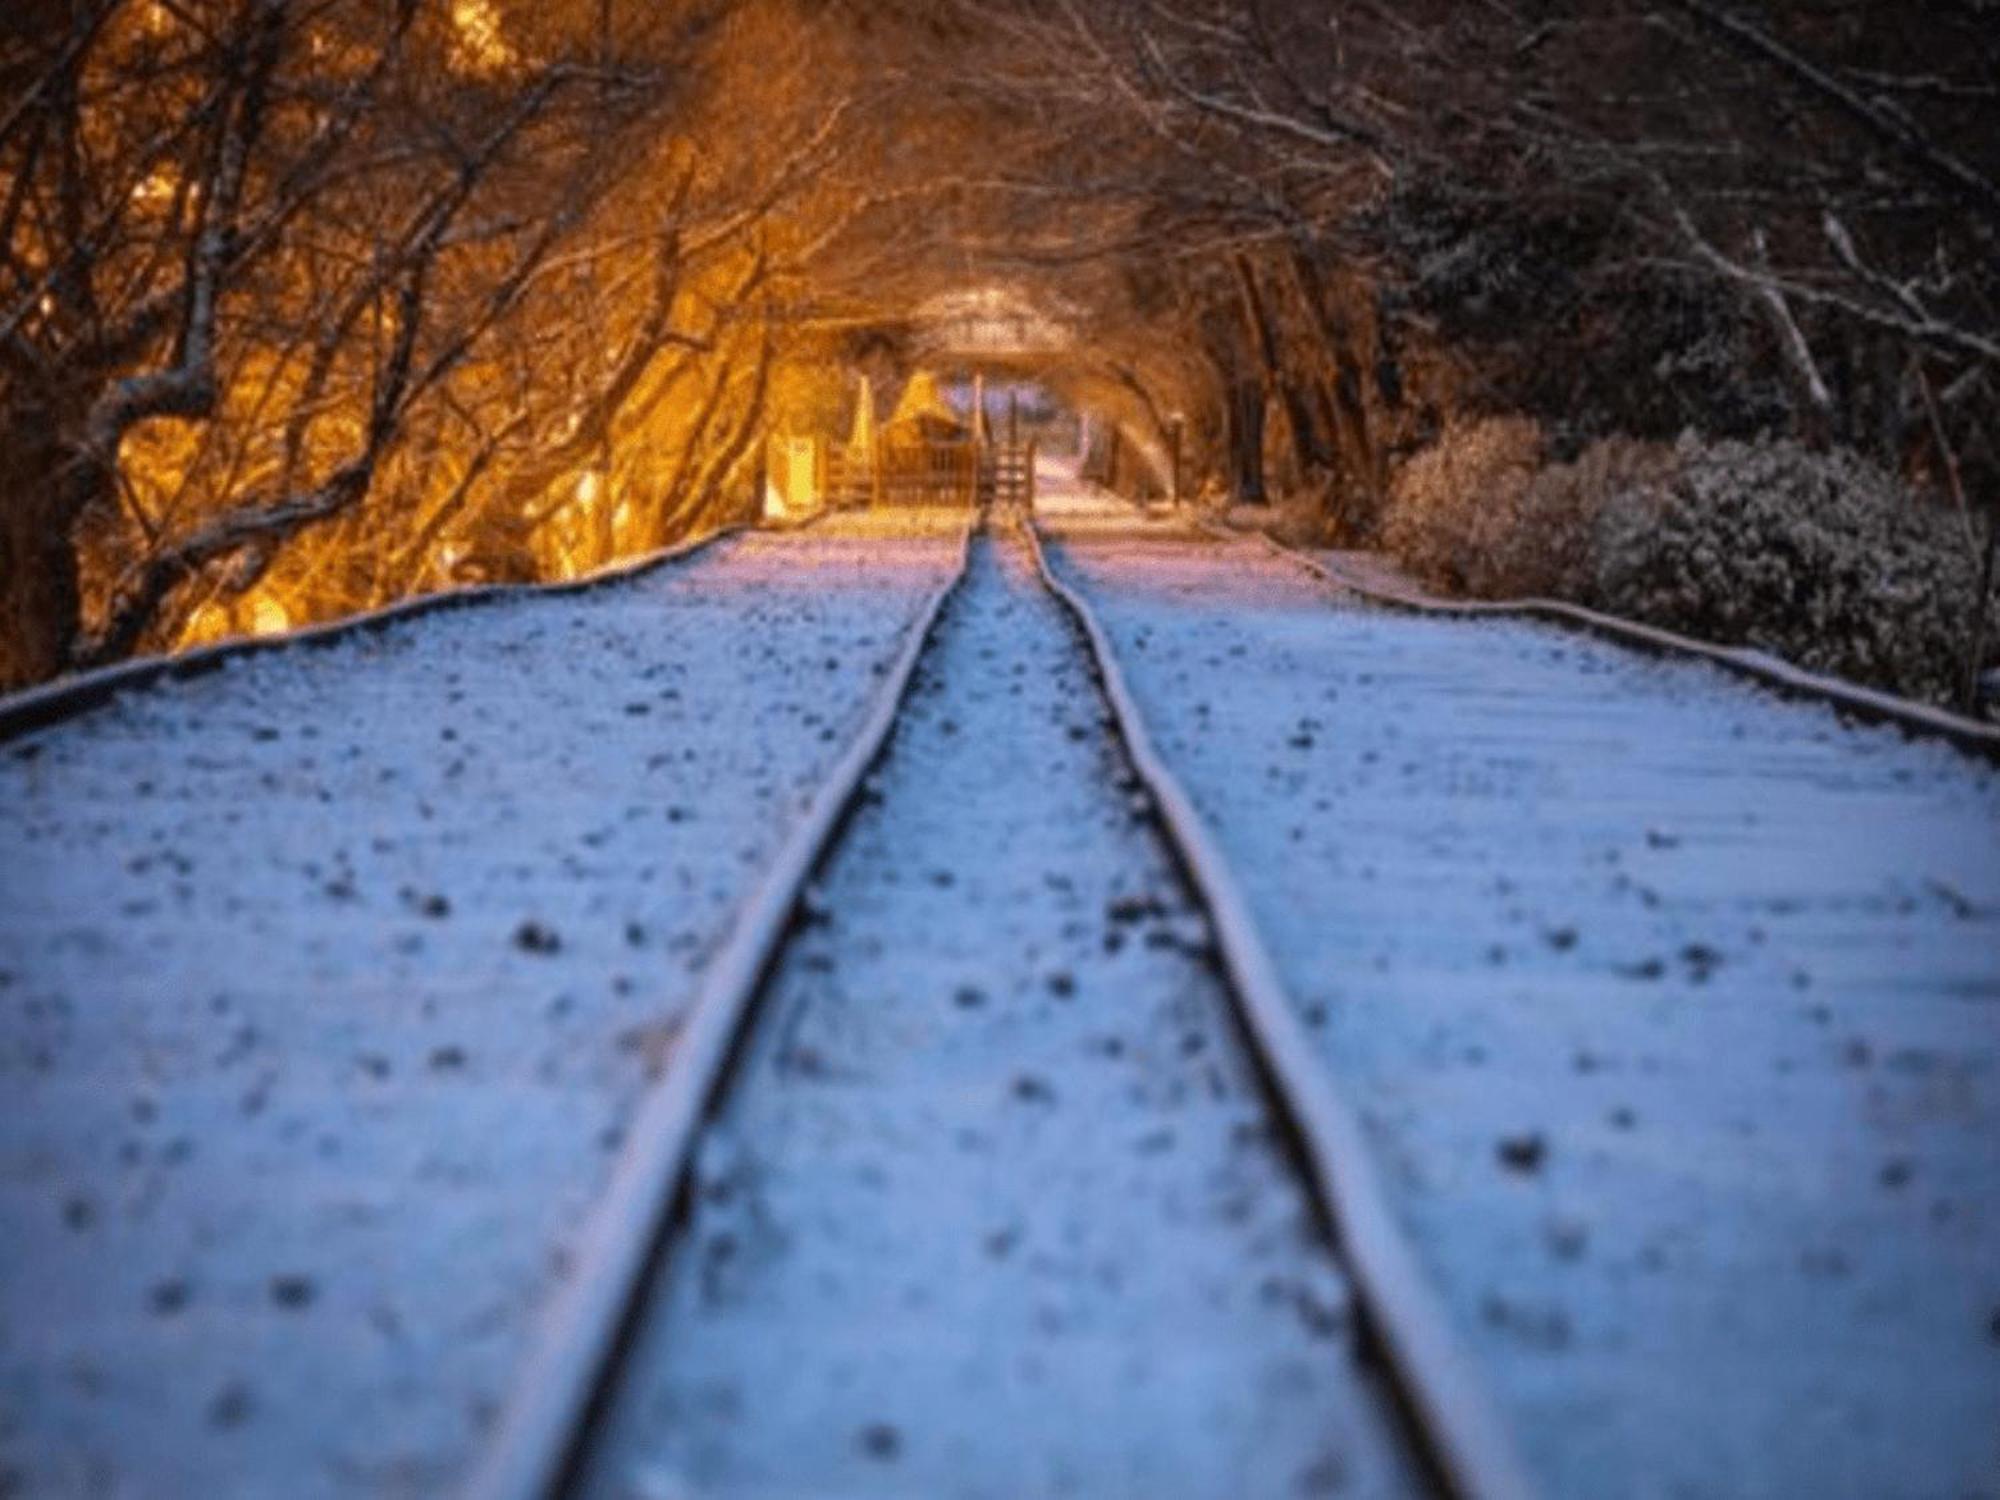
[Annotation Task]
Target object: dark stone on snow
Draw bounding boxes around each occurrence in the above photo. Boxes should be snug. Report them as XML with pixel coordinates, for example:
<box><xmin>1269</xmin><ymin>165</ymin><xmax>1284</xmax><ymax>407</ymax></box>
<box><xmin>1011</xmin><ymin>1073</ymin><xmax>1055</xmax><ymax>1105</ymax></box>
<box><xmin>1497</xmin><ymin>1132</ymin><xmax>1547</xmax><ymax>1174</ymax></box>
<box><xmin>1106</xmin><ymin>893</ymin><xmax>1156</xmax><ymax>924</ymax></box>
<box><xmin>857</xmin><ymin>1422</ymin><xmax>901</xmax><ymax>1461</ymax></box>
<box><xmin>269</xmin><ymin>1274</ymin><xmax>316</xmax><ymax>1309</ymax></box>
<box><xmin>513</xmin><ymin>920</ymin><xmax>561</xmax><ymax>954</ymax></box>
<box><xmin>1680</xmin><ymin>943</ymin><xmax>1724</xmax><ymax>980</ymax></box>
<box><xmin>208</xmin><ymin>1382</ymin><xmax>254</xmax><ymax>1428</ymax></box>
<box><xmin>1481</xmin><ymin>1292</ymin><xmax>1572</xmax><ymax>1350</ymax></box>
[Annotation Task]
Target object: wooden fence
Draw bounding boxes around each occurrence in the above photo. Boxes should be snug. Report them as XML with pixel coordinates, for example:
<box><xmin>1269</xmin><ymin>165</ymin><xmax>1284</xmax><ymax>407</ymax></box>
<box><xmin>772</xmin><ymin>434</ymin><xmax>1037</xmax><ymax>512</ymax></box>
<box><xmin>874</xmin><ymin>435</ymin><xmax>979</xmax><ymax>507</ymax></box>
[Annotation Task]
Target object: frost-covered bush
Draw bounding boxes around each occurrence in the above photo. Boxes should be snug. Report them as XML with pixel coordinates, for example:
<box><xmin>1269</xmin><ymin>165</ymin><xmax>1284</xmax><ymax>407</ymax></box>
<box><xmin>1381</xmin><ymin>417</ymin><xmax>1543</xmax><ymax>591</ymax></box>
<box><xmin>1478</xmin><ymin>436</ymin><xmax>1676</xmax><ymax>598</ymax></box>
<box><xmin>1382</xmin><ymin>420</ymin><xmax>1675</xmax><ymax>598</ymax></box>
<box><xmin>1591</xmin><ymin>436</ymin><xmax>1990</xmax><ymax>705</ymax></box>
<box><xmin>1381</xmin><ymin>421</ymin><xmax>1991</xmax><ymax>707</ymax></box>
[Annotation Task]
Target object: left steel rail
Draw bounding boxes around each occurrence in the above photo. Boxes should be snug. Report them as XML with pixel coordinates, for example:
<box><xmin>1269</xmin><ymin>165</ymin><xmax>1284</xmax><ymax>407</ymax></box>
<box><xmin>0</xmin><ymin>524</ymin><xmax>758</xmax><ymax>743</ymax></box>
<box><xmin>464</xmin><ymin>511</ymin><xmax>978</xmax><ymax>1500</ymax></box>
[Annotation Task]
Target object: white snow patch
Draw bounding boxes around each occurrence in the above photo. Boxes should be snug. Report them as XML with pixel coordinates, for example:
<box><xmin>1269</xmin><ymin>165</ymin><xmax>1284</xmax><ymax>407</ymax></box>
<box><xmin>576</xmin><ymin>534</ymin><xmax>1419</xmax><ymax>1500</ymax></box>
<box><xmin>0</xmin><ymin>519</ymin><xmax>962</xmax><ymax>1497</ymax></box>
<box><xmin>1043</xmin><ymin>492</ymin><xmax>2000</xmax><ymax>1499</ymax></box>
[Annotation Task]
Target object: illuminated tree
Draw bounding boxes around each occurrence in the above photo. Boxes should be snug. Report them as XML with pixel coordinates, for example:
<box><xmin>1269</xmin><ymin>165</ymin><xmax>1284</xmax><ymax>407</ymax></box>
<box><xmin>0</xmin><ymin>0</ymin><xmax>857</xmax><ymax>685</ymax></box>
<box><xmin>5</xmin><ymin>0</ymin><xmax>1994</xmax><ymax>691</ymax></box>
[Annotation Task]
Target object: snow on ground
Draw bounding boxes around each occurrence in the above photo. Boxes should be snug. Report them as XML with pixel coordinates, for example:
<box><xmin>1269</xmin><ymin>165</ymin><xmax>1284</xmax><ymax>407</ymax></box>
<box><xmin>0</xmin><ymin>517</ymin><xmax>961</xmax><ymax>1499</ymax></box>
<box><xmin>1039</xmin><ymin>478</ymin><xmax>2000</xmax><ymax>1500</ymax></box>
<box><xmin>577</xmin><ymin>530</ymin><xmax>1420</xmax><ymax>1500</ymax></box>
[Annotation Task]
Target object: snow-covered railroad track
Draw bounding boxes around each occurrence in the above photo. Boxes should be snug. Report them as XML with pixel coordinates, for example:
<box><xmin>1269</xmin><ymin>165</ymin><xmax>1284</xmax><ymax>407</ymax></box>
<box><xmin>1023</xmin><ymin>516</ymin><xmax>1532</xmax><ymax>1500</ymax></box>
<box><xmin>469</xmin><ymin>515</ymin><xmax>976</xmax><ymax>1500</ymax></box>
<box><xmin>0</xmin><ymin>529</ymin><xmax>748</xmax><ymax>744</ymax></box>
<box><xmin>1233</xmin><ymin>529</ymin><xmax>2000</xmax><ymax>764</ymax></box>
<box><xmin>1032</xmin><ymin>476</ymin><xmax>2000</xmax><ymax>1500</ymax></box>
<box><xmin>0</xmin><ymin>516</ymin><xmax>969</xmax><ymax>1498</ymax></box>
<box><xmin>476</xmin><ymin>521</ymin><xmax>1520</xmax><ymax>1500</ymax></box>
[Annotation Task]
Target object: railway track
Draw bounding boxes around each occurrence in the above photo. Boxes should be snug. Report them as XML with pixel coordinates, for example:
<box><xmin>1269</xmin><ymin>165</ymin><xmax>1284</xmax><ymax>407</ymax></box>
<box><xmin>469</xmin><ymin>513</ymin><xmax>1532</xmax><ymax>1500</ymax></box>
<box><xmin>0</xmin><ymin>513</ymin><xmax>974</xmax><ymax>1496</ymax></box>
<box><xmin>0</xmin><ymin>527</ymin><xmax>750</xmax><ymax>743</ymax></box>
<box><xmin>1212</xmin><ymin>523</ymin><xmax>2000</xmax><ymax>764</ymax></box>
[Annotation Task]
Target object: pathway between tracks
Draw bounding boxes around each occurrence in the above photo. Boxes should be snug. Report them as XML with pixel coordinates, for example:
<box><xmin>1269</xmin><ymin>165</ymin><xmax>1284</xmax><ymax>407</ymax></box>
<box><xmin>571</xmin><ymin>528</ymin><xmax>1421</xmax><ymax>1500</ymax></box>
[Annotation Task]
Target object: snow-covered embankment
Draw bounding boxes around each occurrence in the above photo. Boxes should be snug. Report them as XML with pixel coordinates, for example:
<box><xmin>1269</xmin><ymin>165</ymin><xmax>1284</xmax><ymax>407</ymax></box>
<box><xmin>1042</xmin><ymin>490</ymin><xmax>2000</xmax><ymax>1500</ymax></box>
<box><xmin>0</xmin><ymin>517</ymin><xmax>961</xmax><ymax>1497</ymax></box>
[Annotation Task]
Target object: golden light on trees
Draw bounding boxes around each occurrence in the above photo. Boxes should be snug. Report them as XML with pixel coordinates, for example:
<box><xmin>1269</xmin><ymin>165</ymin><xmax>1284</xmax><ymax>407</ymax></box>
<box><xmin>450</xmin><ymin>0</ymin><xmax>517</xmax><ymax>74</ymax></box>
<box><xmin>0</xmin><ymin>0</ymin><xmax>877</xmax><ymax>683</ymax></box>
<box><xmin>4</xmin><ymin>0</ymin><xmax>1993</xmax><ymax>699</ymax></box>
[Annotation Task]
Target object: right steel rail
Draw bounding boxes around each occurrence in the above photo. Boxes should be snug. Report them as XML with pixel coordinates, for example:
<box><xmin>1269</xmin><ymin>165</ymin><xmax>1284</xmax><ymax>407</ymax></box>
<box><xmin>1023</xmin><ymin>512</ymin><xmax>1539</xmax><ymax>1500</ymax></box>
<box><xmin>1224</xmin><ymin>524</ymin><xmax>2000</xmax><ymax>764</ymax></box>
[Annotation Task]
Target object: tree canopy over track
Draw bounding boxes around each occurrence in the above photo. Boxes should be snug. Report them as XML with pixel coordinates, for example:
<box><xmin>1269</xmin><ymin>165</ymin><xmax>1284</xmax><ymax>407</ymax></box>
<box><xmin>3</xmin><ymin>0</ymin><xmax>1996</xmax><ymax>691</ymax></box>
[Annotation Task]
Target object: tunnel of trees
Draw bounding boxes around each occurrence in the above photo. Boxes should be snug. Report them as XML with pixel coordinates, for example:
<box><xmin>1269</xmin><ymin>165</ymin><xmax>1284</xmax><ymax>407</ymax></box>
<box><xmin>2</xmin><ymin>0</ymin><xmax>1996</xmax><ymax>705</ymax></box>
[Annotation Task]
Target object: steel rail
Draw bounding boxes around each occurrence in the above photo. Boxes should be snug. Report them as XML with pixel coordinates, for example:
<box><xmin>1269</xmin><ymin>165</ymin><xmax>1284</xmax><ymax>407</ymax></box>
<box><xmin>464</xmin><ymin>511</ymin><xmax>978</xmax><ymax>1500</ymax></box>
<box><xmin>1022</xmin><ymin>512</ymin><xmax>1539</xmax><ymax>1500</ymax></box>
<box><xmin>1216</xmin><ymin>523</ymin><xmax>2000</xmax><ymax>765</ymax></box>
<box><xmin>0</xmin><ymin>523</ymin><xmax>764</xmax><ymax>744</ymax></box>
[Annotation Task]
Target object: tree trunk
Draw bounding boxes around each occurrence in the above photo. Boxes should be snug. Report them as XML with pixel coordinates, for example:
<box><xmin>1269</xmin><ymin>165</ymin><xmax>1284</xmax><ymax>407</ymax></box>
<box><xmin>1373</xmin><ymin>294</ymin><xmax>1406</xmax><ymax>411</ymax></box>
<box><xmin>1233</xmin><ymin>252</ymin><xmax>1329</xmax><ymax>477</ymax></box>
<box><xmin>0</xmin><ymin>409</ymin><xmax>84</xmax><ymax>689</ymax></box>
<box><xmin>1965</xmin><ymin>499</ymin><xmax>1998</xmax><ymax>716</ymax></box>
<box><xmin>1228</xmin><ymin>377</ymin><xmax>1267</xmax><ymax>504</ymax></box>
<box><xmin>1285</xmin><ymin>247</ymin><xmax>1383</xmax><ymax>531</ymax></box>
